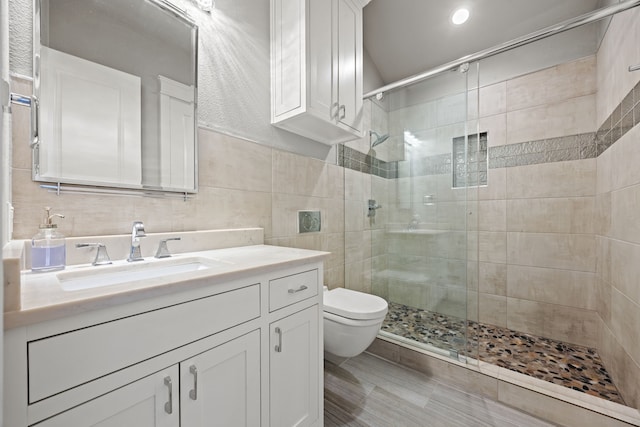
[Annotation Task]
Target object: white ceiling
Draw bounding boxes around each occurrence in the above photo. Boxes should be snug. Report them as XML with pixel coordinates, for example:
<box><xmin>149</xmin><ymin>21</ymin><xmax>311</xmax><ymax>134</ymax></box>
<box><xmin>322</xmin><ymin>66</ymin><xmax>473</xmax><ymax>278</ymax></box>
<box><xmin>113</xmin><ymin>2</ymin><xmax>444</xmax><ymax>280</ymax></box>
<box><xmin>363</xmin><ymin>0</ymin><xmax>604</xmax><ymax>86</ymax></box>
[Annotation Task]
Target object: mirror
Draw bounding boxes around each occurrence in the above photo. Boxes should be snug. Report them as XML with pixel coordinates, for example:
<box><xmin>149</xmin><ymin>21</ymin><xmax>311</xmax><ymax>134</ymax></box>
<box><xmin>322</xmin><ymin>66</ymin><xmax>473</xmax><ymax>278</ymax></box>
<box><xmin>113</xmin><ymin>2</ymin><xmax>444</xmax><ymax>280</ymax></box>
<box><xmin>33</xmin><ymin>0</ymin><xmax>198</xmax><ymax>193</ymax></box>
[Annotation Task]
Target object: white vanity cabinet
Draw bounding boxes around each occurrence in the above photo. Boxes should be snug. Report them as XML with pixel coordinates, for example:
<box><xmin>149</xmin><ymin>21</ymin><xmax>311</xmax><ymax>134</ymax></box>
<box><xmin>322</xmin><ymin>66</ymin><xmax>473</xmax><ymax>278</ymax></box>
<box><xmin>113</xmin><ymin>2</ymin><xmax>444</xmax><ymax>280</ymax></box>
<box><xmin>36</xmin><ymin>331</ymin><xmax>261</xmax><ymax>427</ymax></box>
<box><xmin>267</xmin><ymin>268</ymin><xmax>321</xmax><ymax>426</ymax></box>
<box><xmin>3</xmin><ymin>257</ymin><xmax>324</xmax><ymax>427</ymax></box>
<box><xmin>180</xmin><ymin>330</ymin><xmax>261</xmax><ymax>426</ymax></box>
<box><xmin>270</xmin><ymin>307</ymin><xmax>319</xmax><ymax>427</ymax></box>
<box><xmin>34</xmin><ymin>366</ymin><xmax>180</xmax><ymax>427</ymax></box>
<box><xmin>270</xmin><ymin>0</ymin><xmax>368</xmax><ymax>144</ymax></box>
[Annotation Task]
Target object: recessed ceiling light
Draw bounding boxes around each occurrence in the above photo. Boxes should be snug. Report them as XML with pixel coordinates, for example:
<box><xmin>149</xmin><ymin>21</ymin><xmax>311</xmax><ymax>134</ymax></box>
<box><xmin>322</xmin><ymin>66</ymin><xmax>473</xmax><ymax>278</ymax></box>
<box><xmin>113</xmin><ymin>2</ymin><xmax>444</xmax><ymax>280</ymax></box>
<box><xmin>451</xmin><ymin>8</ymin><xmax>469</xmax><ymax>25</ymax></box>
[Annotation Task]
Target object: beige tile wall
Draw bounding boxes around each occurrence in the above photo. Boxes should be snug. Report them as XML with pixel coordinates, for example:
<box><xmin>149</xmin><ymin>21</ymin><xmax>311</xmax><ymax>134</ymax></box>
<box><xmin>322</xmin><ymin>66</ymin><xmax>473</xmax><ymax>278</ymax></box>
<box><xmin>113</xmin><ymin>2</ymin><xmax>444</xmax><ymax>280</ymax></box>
<box><xmin>595</xmin><ymin>6</ymin><xmax>640</xmax><ymax>410</ymax></box>
<box><xmin>341</xmin><ymin>100</ymin><xmax>389</xmax><ymax>296</ymax></box>
<box><xmin>370</xmin><ymin>83</ymin><xmax>477</xmax><ymax>319</ymax></box>
<box><xmin>371</xmin><ymin>55</ymin><xmax>602</xmax><ymax>340</ymax></box>
<box><xmin>9</xmin><ymin>76</ymin><xmax>346</xmax><ymax>289</ymax></box>
<box><xmin>473</xmin><ymin>55</ymin><xmax>600</xmax><ymax>345</ymax></box>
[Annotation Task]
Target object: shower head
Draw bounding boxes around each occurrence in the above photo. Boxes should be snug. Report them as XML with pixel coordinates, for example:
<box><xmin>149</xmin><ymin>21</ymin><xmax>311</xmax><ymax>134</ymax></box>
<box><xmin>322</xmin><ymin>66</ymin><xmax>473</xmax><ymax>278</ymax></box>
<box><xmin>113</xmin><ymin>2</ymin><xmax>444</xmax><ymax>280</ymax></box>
<box><xmin>370</xmin><ymin>130</ymin><xmax>390</xmax><ymax>148</ymax></box>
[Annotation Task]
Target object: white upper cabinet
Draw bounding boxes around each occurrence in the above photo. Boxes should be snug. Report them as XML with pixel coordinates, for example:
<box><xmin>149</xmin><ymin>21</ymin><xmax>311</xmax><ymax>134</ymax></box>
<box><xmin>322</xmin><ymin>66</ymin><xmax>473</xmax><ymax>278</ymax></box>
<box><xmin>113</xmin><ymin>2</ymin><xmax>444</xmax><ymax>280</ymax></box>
<box><xmin>270</xmin><ymin>0</ymin><xmax>367</xmax><ymax>144</ymax></box>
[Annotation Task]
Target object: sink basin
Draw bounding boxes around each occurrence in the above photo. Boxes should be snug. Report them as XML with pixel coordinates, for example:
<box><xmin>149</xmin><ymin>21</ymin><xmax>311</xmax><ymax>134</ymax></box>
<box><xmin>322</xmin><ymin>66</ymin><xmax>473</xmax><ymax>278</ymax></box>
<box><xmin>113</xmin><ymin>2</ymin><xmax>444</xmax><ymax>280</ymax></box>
<box><xmin>57</xmin><ymin>257</ymin><xmax>229</xmax><ymax>291</ymax></box>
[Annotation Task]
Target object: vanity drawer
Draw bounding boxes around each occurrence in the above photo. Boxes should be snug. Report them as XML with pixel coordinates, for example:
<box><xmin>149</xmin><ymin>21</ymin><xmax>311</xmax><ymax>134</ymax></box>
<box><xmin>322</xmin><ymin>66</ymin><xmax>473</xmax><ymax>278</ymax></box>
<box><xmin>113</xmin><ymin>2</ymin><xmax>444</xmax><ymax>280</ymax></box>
<box><xmin>269</xmin><ymin>269</ymin><xmax>318</xmax><ymax>312</ymax></box>
<box><xmin>27</xmin><ymin>284</ymin><xmax>260</xmax><ymax>403</ymax></box>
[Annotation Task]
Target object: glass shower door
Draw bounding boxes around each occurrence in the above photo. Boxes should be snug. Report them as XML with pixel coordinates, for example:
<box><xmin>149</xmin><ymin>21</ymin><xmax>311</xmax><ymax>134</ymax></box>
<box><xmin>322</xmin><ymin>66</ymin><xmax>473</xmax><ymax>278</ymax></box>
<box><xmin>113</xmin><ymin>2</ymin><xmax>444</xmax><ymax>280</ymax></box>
<box><xmin>369</xmin><ymin>63</ymin><xmax>480</xmax><ymax>362</ymax></box>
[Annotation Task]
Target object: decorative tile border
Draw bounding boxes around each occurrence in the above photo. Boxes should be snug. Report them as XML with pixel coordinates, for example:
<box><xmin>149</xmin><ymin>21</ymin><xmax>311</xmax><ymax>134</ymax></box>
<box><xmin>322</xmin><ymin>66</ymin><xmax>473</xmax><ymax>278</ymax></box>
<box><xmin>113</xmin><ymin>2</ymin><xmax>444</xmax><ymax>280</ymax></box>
<box><xmin>341</xmin><ymin>131</ymin><xmax>600</xmax><ymax>178</ymax></box>
<box><xmin>488</xmin><ymin>132</ymin><xmax>596</xmax><ymax>169</ymax></box>
<box><xmin>341</xmin><ymin>79</ymin><xmax>639</xmax><ymax>177</ymax></box>
<box><xmin>596</xmin><ymin>79</ymin><xmax>640</xmax><ymax>155</ymax></box>
<box><xmin>337</xmin><ymin>145</ymin><xmax>398</xmax><ymax>179</ymax></box>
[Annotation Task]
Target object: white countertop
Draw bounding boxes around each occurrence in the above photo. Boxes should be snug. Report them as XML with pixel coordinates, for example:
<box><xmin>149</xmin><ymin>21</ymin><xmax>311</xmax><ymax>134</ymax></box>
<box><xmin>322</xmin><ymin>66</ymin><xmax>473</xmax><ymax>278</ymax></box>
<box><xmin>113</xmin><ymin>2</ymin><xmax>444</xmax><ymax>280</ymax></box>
<box><xmin>5</xmin><ymin>244</ymin><xmax>329</xmax><ymax>329</ymax></box>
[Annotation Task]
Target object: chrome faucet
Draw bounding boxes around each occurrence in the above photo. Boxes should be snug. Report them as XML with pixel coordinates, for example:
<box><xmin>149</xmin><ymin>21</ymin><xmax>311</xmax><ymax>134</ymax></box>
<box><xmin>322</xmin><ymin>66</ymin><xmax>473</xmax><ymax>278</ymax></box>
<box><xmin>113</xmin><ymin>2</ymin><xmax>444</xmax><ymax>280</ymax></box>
<box><xmin>367</xmin><ymin>199</ymin><xmax>382</xmax><ymax>218</ymax></box>
<box><xmin>127</xmin><ymin>221</ymin><xmax>146</xmax><ymax>262</ymax></box>
<box><xmin>155</xmin><ymin>237</ymin><xmax>181</xmax><ymax>258</ymax></box>
<box><xmin>75</xmin><ymin>243</ymin><xmax>112</xmax><ymax>266</ymax></box>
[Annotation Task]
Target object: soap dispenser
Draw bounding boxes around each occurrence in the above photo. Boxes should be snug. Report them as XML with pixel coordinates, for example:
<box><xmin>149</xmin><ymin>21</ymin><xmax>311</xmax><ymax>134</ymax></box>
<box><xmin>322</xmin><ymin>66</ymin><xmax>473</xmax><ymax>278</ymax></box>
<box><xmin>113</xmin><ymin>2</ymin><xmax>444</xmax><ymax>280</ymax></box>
<box><xmin>31</xmin><ymin>207</ymin><xmax>66</xmax><ymax>272</ymax></box>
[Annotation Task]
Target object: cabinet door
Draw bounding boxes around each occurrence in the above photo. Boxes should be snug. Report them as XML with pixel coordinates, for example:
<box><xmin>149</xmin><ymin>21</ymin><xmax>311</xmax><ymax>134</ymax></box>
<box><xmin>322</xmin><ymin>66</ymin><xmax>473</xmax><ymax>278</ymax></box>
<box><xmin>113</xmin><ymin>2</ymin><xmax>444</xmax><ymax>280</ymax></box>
<box><xmin>36</xmin><ymin>366</ymin><xmax>179</xmax><ymax>427</ymax></box>
<box><xmin>271</xmin><ymin>0</ymin><xmax>304</xmax><ymax>118</ymax></box>
<box><xmin>335</xmin><ymin>0</ymin><xmax>362</xmax><ymax>133</ymax></box>
<box><xmin>180</xmin><ymin>330</ymin><xmax>261</xmax><ymax>427</ymax></box>
<box><xmin>270</xmin><ymin>306</ymin><xmax>320</xmax><ymax>427</ymax></box>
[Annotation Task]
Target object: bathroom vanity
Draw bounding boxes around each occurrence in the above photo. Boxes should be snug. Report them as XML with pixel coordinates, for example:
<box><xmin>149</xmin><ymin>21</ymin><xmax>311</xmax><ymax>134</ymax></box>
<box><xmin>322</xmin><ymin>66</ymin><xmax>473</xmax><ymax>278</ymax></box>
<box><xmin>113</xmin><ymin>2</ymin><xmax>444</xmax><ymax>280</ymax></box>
<box><xmin>3</xmin><ymin>232</ymin><xmax>327</xmax><ymax>427</ymax></box>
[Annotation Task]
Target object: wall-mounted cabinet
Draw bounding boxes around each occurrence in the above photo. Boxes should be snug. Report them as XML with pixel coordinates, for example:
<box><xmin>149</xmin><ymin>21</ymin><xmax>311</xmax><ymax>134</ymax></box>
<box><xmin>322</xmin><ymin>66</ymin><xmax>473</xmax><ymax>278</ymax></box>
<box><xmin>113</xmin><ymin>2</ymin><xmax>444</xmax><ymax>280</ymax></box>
<box><xmin>270</xmin><ymin>0</ymin><xmax>368</xmax><ymax>144</ymax></box>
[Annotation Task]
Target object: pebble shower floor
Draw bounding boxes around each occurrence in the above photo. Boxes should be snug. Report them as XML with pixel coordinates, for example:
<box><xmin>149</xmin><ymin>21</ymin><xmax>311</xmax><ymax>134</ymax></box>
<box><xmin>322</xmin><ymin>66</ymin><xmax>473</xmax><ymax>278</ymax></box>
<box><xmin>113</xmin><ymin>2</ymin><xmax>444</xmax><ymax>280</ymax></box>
<box><xmin>382</xmin><ymin>302</ymin><xmax>625</xmax><ymax>405</ymax></box>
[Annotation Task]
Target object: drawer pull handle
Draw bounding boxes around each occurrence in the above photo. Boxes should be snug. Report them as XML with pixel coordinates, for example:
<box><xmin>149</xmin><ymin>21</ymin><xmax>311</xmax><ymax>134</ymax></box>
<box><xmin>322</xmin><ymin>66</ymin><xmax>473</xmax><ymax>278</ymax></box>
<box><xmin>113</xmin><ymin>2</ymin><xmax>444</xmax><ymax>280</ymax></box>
<box><xmin>288</xmin><ymin>285</ymin><xmax>308</xmax><ymax>294</ymax></box>
<box><xmin>189</xmin><ymin>365</ymin><xmax>198</xmax><ymax>400</ymax></box>
<box><xmin>164</xmin><ymin>376</ymin><xmax>173</xmax><ymax>414</ymax></box>
<box><xmin>275</xmin><ymin>327</ymin><xmax>282</xmax><ymax>353</ymax></box>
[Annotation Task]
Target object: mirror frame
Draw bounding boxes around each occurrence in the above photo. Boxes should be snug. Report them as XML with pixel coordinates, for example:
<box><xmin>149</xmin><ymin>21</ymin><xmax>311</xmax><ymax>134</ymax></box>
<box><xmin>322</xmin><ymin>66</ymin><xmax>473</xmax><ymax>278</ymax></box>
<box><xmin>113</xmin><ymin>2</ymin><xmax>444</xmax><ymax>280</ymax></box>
<box><xmin>32</xmin><ymin>0</ymin><xmax>199</xmax><ymax>194</ymax></box>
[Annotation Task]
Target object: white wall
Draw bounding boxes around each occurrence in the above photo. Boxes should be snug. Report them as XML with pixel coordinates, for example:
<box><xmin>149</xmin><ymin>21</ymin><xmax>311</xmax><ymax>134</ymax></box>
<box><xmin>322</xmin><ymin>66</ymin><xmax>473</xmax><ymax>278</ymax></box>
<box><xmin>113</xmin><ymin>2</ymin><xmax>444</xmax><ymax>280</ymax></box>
<box><xmin>8</xmin><ymin>0</ymin><xmax>335</xmax><ymax>161</ymax></box>
<box><xmin>363</xmin><ymin>47</ymin><xmax>384</xmax><ymax>94</ymax></box>
<box><xmin>0</xmin><ymin>0</ymin><xmax>9</xmax><ymax>419</ymax></box>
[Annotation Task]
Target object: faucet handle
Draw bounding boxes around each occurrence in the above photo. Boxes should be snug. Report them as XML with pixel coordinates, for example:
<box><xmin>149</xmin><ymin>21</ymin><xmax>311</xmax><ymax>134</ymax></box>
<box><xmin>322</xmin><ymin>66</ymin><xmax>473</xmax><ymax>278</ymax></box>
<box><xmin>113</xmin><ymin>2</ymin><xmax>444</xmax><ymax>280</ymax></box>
<box><xmin>155</xmin><ymin>237</ymin><xmax>181</xmax><ymax>259</ymax></box>
<box><xmin>76</xmin><ymin>243</ymin><xmax>112</xmax><ymax>266</ymax></box>
<box><xmin>132</xmin><ymin>221</ymin><xmax>146</xmax><ymax>238</ymax></box>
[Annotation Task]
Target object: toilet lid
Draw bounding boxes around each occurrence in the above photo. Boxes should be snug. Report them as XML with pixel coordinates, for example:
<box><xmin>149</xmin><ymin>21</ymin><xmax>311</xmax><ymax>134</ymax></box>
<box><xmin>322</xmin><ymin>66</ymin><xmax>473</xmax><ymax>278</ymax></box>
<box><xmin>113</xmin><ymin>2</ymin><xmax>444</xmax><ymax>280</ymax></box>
<box><xmin>324</xmin><ymin>288</ymin><xmax>388</xmax><ymax>320</ymax></box>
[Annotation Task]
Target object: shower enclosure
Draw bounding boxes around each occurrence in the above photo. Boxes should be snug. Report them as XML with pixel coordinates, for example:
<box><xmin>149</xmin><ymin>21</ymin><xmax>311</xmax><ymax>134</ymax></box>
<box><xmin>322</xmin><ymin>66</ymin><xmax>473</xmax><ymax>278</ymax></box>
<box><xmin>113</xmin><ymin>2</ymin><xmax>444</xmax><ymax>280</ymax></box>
<box><xmin>366</xmin><ymin>63</ymin><xmax>481</xmax><ymax>362</ymax></box>
<box><xmin>340</xmin><ymin>1</ymin><xmax>640</xmax><ymax>416</ymax></box>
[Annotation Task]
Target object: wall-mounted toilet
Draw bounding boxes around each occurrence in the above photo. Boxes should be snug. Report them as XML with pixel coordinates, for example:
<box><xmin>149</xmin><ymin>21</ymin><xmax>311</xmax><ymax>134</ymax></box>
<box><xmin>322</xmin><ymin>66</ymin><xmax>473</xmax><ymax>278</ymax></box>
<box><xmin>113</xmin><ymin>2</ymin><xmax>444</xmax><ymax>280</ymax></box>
<box><xmin>323</xmin><ymin>287</ymin><xmax>388</xmax><ymax>358</ymax></box>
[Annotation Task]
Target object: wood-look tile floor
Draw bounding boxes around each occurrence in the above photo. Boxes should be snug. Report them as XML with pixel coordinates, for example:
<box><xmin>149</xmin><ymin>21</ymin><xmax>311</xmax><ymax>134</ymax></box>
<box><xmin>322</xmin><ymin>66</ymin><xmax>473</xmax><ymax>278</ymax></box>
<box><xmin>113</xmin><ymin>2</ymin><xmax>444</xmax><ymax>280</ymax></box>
<box><xmin>324</xmin><ymin>352</ymin><xmax>557</xmax><ymax>427</ymax></box>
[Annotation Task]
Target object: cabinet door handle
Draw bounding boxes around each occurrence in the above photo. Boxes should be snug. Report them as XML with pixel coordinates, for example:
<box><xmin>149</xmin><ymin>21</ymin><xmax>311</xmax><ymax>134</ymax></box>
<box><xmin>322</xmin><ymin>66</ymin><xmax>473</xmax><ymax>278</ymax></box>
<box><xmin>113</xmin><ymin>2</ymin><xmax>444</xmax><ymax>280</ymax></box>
<box><xmin>164</xmin><ymin>376</ymin><xmax>173</xmax><ymax>415</ymax></box>
<box><xmin>338</xmin><ymin>104</ymin><xmax>346</xmax><ymax>120</ymax></box>
<box><xmin>330</xmin><ymin>102</ymin><xmax>340</xmax><ymax>119</ymax></box>
<box><xmin>288</xmin><ymin>285</ymin><xmax>308</xmax><ymax>294</ymax></box>
<box><xmin>189</xmin><ymin>365</ymin><xmax>198</xmax><ymax>400</ymax></box>
<box><xmin>274</xmin><ymin>327</ymin><xmax>282</xmax><ymax>353</ymax></box>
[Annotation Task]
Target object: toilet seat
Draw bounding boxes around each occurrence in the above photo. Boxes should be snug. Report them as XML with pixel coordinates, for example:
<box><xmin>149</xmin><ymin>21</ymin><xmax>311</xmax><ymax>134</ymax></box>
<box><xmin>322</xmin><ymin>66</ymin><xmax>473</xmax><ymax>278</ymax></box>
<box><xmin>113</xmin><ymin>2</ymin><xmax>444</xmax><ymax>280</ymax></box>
<box><xmin>323</xmin><ymin>288</ymin><xmax>388</xmax><ymax>320</ymax></box>
<box><xmin>324</xmin><ymin>311</ymin><xmax>384</xmax><ymax>327</ymax></box>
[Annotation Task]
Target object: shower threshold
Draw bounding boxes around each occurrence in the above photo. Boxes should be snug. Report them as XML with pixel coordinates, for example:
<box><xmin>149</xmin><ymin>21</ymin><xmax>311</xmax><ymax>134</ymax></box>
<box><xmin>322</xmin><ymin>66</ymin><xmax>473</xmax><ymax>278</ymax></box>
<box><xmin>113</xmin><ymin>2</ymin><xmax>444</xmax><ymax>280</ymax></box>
<box><xmin>382</xmin><ymin>302</ymin><xmax>625</xmax><ymax>405</ymax></box>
